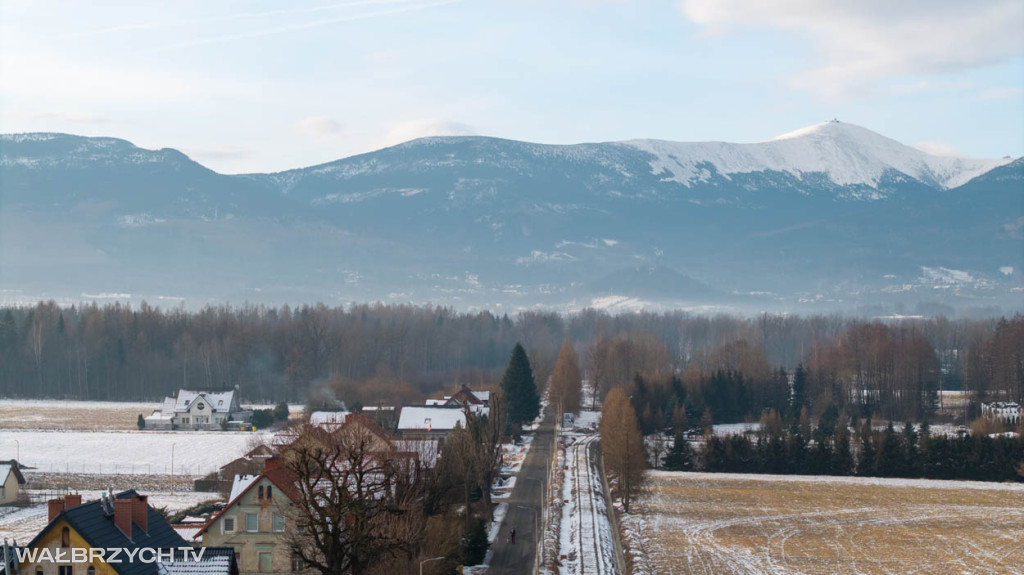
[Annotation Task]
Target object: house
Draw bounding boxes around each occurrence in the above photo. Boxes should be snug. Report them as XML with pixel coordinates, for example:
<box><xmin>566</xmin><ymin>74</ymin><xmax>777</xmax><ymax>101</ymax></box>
<box><xmin>981</xmin><ymin>402</ymin><xmax>1021</xmax><ymax>425</ymax></box>
<box><xmin>425</xmin><ymin>386</ymin><xmax>491</xmax><ymax>408</ymax></box>
<box><xmin>194</xmin><ymin>445</ymin><xmax>275</xmax><ymax>494</ymax></box>
<box><xmin>146</xmin><ymin>389</ymin><xmax>252</xmax><ymax>431</ymax></box>
<box><xmin>197</xmin><ymin>461</ymin><xmax>311</xmax><ymax>575</ymax></box>
<box><xmin>308</xmin><ymin>410</ymin><xmax>349</xmax><ymax>431</ymax></box>
<box><xmin>396</xmin><ymin>405</ymin><xmax>487</xmax><ymax>442</ymax></box>
<box><xmin>0</xmin><ymin>460</ymin><xmax>26</xmax><ymax>505</ymax></box>
<box><xmin>19</xmin><ymin>490</ymin><xmax>237</xmax><ymax>575</ymax></box>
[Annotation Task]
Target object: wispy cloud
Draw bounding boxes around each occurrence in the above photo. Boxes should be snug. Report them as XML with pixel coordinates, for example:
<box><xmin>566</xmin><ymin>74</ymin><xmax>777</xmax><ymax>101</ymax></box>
<box><xmin>376</xmin><ymin>119</ymin><xmax>476</xmax><ymax>148</ymax></box>
<box><xmin>680</xmin><ymin>0</ymin><xmax>1024</xmax><ymax>99</ymax></box>
<box><xmin>292</xmin><ymin>116</ymin><xmax>343</xmax><ymax>138</ymax></box>
<box><xmin>162</xmin><ymin>0</ymin><xmax>462</xmax><ymax>50</ymax></box>
<box><xmin>978</xmin><ymin>87</ymin><xmax>1024</xmax><ymax>101</ymax></box>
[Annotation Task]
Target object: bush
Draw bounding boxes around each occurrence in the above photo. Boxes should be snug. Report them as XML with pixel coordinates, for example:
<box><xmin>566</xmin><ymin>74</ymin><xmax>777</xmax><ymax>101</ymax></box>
<box><xmin>273</xmin><ymin>401</ymin><xmax>289</xmax><ymax>421</ymax></box>
<box><xmin>251</xmin><ymin>409</ymin><xmax>274</xmax><ymax>429</ymax></box>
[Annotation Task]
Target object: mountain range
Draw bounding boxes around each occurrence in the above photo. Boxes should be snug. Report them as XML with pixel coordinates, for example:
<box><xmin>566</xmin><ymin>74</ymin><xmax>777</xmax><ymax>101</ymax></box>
<box><xmin>1</xmin><ymin>120</ymin><xmax>1021</xmax><ymax>314</ymax></box>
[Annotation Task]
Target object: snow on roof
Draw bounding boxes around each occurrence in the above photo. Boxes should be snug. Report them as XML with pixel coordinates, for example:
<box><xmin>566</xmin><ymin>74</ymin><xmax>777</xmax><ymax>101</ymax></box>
<box><xmin>397</xmin><ymin>406</ymin><xmax>467</xmax><ymax>431</ymax></box>
<box><xmin>0</xmin><ymin>464</ymin><xmax>23</xmax><ymax>484</ymax></box>
<box><xmin>174</xmin><ymin>390</ymin><xmax>235</xmax><ymax>413</ymax></box>
<box><xmin>171</xmin><ymin>525</ymin><xmax>201</xmax><ymax>542</ymax></box>
<box><xmin>471</xmin><ymin>390</ymin><xmax>490</xmax><ymax>402</ymax></box>
<box><xmin>156</xmin><ymin>548</ymin><xmax>234</xmax><ymax>575</ymax></box>
<box><xmin>310</xmin><ymin>411</ymin><xmax>349</xmax><ymax>426</ymax></box>
<box><xmin>229</xmin><ymin>474</ymin><xmax>259</xmax><ymax>502</ymax></box>
<box><xmin>425</xmin><ymin>399</ymin><xmax>447</xmax><ymax>406</ymax></box>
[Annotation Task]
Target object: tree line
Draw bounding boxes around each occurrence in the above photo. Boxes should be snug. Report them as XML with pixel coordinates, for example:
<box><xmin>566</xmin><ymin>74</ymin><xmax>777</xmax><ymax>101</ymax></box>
<box><xmin>0</xmin><ymin>302</ymin><xmax>1020</xmax><ymax>426</ymax></box>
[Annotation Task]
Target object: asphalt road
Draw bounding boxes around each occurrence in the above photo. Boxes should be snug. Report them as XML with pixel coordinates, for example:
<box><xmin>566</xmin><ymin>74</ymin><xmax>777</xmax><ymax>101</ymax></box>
<box><xmin>488</xmin><ymin>411</ymin><xmax>555</xmax><ymax>575</ymax></box>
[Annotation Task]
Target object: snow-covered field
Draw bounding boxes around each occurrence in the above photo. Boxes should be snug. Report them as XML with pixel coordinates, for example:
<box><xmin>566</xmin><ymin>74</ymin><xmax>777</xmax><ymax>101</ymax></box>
<box><xmin>620</xmin><ymin>471</ymin><xmax>1024</xmax><ymax>575</ymax></box>
<box><xmin>0</xmin><ymin>490</ymin><xmax>220</xmax><ymax>541</ymax></box>
<box><xmin>0</xmin><ymin>399</ymin><xmax>305</xmax><ymax>431</ymax></box>
<box><xmin>1</xmin><ymin>429</ymin><xmax>273</xmax><ymax>476</ymax></box>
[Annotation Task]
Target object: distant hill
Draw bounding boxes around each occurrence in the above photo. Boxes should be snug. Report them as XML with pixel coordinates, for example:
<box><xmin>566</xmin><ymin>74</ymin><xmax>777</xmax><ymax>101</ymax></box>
<box><xmin>1</xmin><ymin>123</ymin><xmax>1021</xmax><ymax>313</ymax></box>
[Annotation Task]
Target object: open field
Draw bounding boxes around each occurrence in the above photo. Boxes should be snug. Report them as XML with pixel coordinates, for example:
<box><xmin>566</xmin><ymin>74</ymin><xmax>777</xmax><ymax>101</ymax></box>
<box><xmin>0</xmin><ymin>429</ymin><xmax>274</xmax><ymax>476</ymax></box>
<box><xmin>620</xmin><ymin>471</ymin><xmax>1024</xmax><ymax>575</ymax></box>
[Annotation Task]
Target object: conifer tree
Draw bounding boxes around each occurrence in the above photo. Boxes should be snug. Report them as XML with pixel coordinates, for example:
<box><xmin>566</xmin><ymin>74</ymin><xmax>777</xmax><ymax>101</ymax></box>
<box><xmin>500</xmin><ymin>343</ymin><xmax>540</xmax><ymax>427</ymax></box>
<box><xmin>663</xmin><ymin>433</ymin><xmax>694</xmax><ymax>471</ymax></box>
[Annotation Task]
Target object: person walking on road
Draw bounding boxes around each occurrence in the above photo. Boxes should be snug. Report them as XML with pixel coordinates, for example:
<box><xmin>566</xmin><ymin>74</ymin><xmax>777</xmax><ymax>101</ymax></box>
<box><xmin>510</xmin><ymin>526</ymin><xmax>516</xmax><ymax>544</ymax></box>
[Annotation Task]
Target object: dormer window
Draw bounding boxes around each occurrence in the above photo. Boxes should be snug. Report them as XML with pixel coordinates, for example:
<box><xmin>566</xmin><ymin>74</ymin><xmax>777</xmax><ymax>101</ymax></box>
<box><xmin>184</xmin><ymin>399</ymin><xmax>190</xmax><ymax>406</ymax></box>
<box><xmin>218</xmin><ymin>400</ymin><xmax>224</xmax><ymax>406</ymax></box>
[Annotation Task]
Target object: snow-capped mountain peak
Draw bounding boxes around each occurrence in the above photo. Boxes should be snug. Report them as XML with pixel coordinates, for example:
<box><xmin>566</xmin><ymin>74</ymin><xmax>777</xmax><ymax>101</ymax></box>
<box><xmin>626</xmin><ymin>120</ymin><xmax>1010</xmax><ymax>191</ymax></box>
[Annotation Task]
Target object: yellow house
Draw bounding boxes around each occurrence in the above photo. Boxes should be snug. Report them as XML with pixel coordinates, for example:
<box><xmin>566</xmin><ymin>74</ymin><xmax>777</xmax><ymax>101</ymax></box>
<box><xmin>196</xmin><ymin>462</ymin><xmax>309</xmax><ymax>575</ymax></box>
<box><xmin>0</xmin><ymin>462</ymin><xmax>26</xmax><ymax>505</ymax></box>
<box><xmin>18</xmin><ymin>491</ymin><xmax>236</xmax><ymax>575</ymax></box>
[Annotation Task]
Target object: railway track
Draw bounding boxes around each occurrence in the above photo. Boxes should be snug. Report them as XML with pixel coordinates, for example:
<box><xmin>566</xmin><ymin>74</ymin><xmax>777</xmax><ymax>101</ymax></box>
<box><xmin>564</xmin><ymin>433</ymin><xmax>618</xmax><ymax>575</ymax></box>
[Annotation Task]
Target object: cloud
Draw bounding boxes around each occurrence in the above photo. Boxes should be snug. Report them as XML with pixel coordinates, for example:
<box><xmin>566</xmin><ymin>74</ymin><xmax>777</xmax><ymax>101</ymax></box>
<box><xmin>912</xmin><ymin>141</ymin><xmax>963</xmax><ymax>157</ymax></box>
<box><xmin>376</xmin><ymin>119</ymin><xmax>477</xmax><ymax>148</ymax></box>
<box><xmin>680</xmin><ymin>0</ymin><xmax>1024</xmax><ymax>99</ymax></box>
<box><xmin>292</xmin><ymin>116</ymin><xmax>343</xmax><ymax>138</ymax></box>
<box><xmin>31</xmin><ymin>112</ymin><xmax>111</xmax><ymax>124</ymax></box>
<box><xmin>978</xmin><ymin>87</ymin><xmax>1024</xmax><ymax>101</ymax></box>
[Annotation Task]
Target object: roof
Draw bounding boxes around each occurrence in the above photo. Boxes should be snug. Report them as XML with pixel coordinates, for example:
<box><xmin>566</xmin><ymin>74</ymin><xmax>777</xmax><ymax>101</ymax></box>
<box><xmin>172</xmin><ymin>390</ymin><xmax>236</xmax><ymax>413</ymax></box>
<box><xmin>26</xmin><ymin>491</ymin><xmax>187</xmax><ymax>575</ymax></box>
<box><xmin>397</xmin><ymin>406</ymin><xmax>468</xmax><ymax>431</ymax></box>
<box><xmin>228</xmin><ymin>474</ymin><xmax>259</xmax><ymax>502</ymax></box>
<box><xmin>196</xmin><ymin>465</ymin><xmax>299</xmax><ymax>537</ymax></box>
<box><xmin>0</xmin><ymin>462</ymin><xmax>26</xmax><ymax>485</ymax></box>
<box><xmin>425</xmin><ymin>399</ymin><xmax>447</xmax><ymax>406</ymax></box>
<box><xmin>310</xmin><ymin>410</ymin><xmax>349</xmax><ymax>426</ymax></box>
<box><xmin>156</xmin><ymin>546</ymin><xmax>236</xmax><ymax>575</ymax></box>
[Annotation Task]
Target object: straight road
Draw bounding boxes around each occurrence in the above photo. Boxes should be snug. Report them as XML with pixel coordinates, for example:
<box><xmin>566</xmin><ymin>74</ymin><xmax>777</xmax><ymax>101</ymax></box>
<box><xmin>488</xmin><ymin>411</ymin><xmax>555</xmax><ymax>574</ymax></box>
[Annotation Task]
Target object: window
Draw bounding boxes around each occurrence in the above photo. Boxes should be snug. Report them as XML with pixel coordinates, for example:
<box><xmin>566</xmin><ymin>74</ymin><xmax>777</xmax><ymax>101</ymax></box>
<box><xmin>59</xmin><ymin>567</ymin><xmax>72</xmax><ymax>575</ymax></box>
<box><xmin>258</xmin><ymin>486</ymin><xmax>264</xmax><ymax>499</ymax></box>
<box><xmin>222</xmin><ymin>517</ymin><xmax>236</xmax><ymax>533</ymax></box>
<box><xmin>61</xmin><ymin>526</ymin><xmax>70</xmax><ymax>547</ymax></box>
<box><xmin>258</xmin><ymin>552</ymin><xmax>272</xmax><ymax>572</ymax></box>
<box><xmin>246</xmin><ymin>513</ymin><xmax>258</xmax><ymax>532</ymax></box>
<box><xmin>266</xmin><ymin>486</ymin><xmax>273</xmax><ymax>500</ymax></box>
<box><xmin>290</xmin><ymin>553</ymin><xmax>304</xmax><ymax>572</ymax></box>
<box><xmin>87</xmin><ymin>567</ymin><xmax>95</xmax><ymax>575</ymax></box>
<box><xmin>219</xmin><ymin>400</ymin><xmax>224</xmax><ymax>406</ymax></box>
<box><xmin>197</xmin><ymin>403</ymin><xmax>205</xmax><ymax>411</ymax></box>
<box><xmin>272</xmin><ymin>515</ymin><xmax>285</xmax><ymax>532</ymax></box>
<box><xmin>35</xmin><ymin>567</ymin><xmax>43</xmax><ymax>575</ymax></box>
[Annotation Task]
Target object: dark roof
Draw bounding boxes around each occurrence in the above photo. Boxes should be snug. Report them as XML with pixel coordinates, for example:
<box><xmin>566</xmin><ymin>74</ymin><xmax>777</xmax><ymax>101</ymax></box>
<box><xmin>26</xmin><ymin>490</ymin><xmax>187</xmax><ymax>575</ymax></box>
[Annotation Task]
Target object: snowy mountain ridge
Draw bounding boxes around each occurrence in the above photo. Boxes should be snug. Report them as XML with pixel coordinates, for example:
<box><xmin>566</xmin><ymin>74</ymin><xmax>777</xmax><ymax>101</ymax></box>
<box><xmin>625</xmin><ymin>120</ymin><xmax>1010</xmax><ymax>190</ymax></box>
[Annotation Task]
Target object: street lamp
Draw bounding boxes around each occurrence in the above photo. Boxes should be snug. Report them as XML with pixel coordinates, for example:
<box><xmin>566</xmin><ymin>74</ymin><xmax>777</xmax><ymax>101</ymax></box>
<box><xmin>419</xmin><ymin>556</ymin><xmax>445</xmax><ymax>575</ymax></box>
<box><xmin>517</xmin><ymin>504</ymin><xmax>540</xmax><ymax>575</ymax></box>
<box><xmin>13</xmin><ymin>439</ymin><xmax>18</xmax><ymax>462</ymax></box>
<box><xmin>170</xmin><ymin>443</ymin><xmax>176</xmax><ymax>495</ymax></box>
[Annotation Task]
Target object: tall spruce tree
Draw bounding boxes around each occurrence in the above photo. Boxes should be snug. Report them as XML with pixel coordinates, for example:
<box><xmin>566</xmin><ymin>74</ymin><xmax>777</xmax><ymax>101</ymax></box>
<box><xmin>501</xmin><ymin>343</ymin><xmax>540</xmax><ymax>427</ymax></box>
<box><xmin>663</xmin><ymin>433</ymin><xmax>694</xmax><ymax>471</ymax></box>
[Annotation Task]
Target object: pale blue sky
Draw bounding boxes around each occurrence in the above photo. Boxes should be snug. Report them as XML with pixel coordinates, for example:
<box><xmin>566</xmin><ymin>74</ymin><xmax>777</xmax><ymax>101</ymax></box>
<box><xmin>1</xmin><ymin>0</ymin><xmax>1022</xmax><ymax>173</ymax></box>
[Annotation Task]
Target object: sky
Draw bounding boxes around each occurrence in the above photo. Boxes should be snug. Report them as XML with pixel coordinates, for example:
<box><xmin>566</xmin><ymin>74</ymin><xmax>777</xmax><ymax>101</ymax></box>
<box><xmin>1</xmin><ymin>0</ymin><xmax>1022</xmax><ymax>174</ymax></box>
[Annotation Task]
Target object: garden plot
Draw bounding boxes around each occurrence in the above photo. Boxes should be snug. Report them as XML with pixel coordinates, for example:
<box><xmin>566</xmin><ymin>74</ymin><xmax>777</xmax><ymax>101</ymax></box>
<box><xmin>620</xmin><ymin>471</ymin><xmax>1024</xmax><ymax>575</ymax></box>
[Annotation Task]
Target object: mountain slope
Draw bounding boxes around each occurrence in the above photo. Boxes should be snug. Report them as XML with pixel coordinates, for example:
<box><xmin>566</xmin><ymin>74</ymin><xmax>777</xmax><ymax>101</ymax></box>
<box><xmin>0</xmin><ymin>125</ymin><xmax>1020</xmax><ymax>312</ymax></box>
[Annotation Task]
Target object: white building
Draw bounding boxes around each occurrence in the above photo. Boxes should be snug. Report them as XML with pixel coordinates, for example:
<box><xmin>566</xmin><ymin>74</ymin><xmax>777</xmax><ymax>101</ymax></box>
<box><xmin>146</xmin><ymin>389</ymin><xmax>250</xmax><ymax>430</ymax></box>
<box><xmin>981</xmin><ymin>401</ymin><xmax>1021</xmax><ymax>425</ymax></box>
<box><xmin>396</xmin><ymin>404</ymin><xmax>488</xmax><ymax>441</ymax></box>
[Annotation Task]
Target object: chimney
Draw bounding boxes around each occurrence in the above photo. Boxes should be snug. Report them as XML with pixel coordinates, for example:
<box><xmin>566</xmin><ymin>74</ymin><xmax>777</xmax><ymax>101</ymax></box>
<box><xmin>64</xmin><ymin>494</ymin><xmax>83</xmax><ymax>509</ymax></box>
<box><xmin>264</xmin><ymin>457</ymin><xmax>282</xmax><ymax>471</ymax></box>
<box><xmin>48</xmin><ymin>499</ymin><xmax>64</xmax><ymax>522</ymax></box>
<box><xmin>131</xmin><ymin>495</ymin><xmax>149</xmax><ymax>533</ymax></box>
<box><xmin>114</xmin><ymin>498</ymin><xmax>133</xmax><ymax>539</ymax></box>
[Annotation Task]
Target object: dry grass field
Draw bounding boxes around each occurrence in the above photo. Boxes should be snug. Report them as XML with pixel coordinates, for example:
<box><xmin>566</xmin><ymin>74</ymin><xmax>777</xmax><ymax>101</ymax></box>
<box><xmin>620</xmin><ymin>471</ymin><xmax>1024</xmax><ymax>575</ymax></box>
<box><xmin>0</xmin><ymin>399</ymin><xmax>160</xmax><ymax>430</ymax></box>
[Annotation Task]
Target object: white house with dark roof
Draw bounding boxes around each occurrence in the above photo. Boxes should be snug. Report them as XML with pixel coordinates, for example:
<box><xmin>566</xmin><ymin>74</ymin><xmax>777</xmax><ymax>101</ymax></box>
<box><xmin>396</xmin><ymin>404</ymin><xmax>488</xmax><ymax>441</ymax></box>
<box><xmin>146</xmin><ymin>389</ymin><xmax>250</xmax><ymax>430</ymax></box>
<box><xmin>0</xmin><ymin>461</ymin><xmax>26</xmax><ymax>505</ymax></box>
